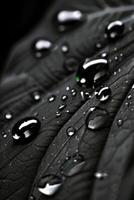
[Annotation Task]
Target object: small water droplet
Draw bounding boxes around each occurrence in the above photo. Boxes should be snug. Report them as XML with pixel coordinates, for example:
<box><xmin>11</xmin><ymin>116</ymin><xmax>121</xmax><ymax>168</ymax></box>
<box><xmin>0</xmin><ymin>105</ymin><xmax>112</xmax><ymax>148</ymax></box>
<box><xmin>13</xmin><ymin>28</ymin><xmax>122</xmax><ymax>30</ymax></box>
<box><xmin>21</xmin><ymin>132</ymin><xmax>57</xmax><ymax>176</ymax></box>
<box><xmin>94</xmin><ymin>172</ymin><xmax>108</xmax><ymax>179</ymax></box>
<box><xmin>66</xmin><ymin>127</ymin><xmax>76</xmax><ymax>137</ymax></box>
<box><xmin>12</xmin><ymin>117</ymin><xmax>41</xmax><ymax>143</ymax></box>
<box><xmin>56</xmin><ymin>111</ymin><xmax>61</xmax><ymax>117</ymax></box>
<box><xmin>64</xmin><ymin>58</ymin><xmax>78</xmax><ymax>72</ymax></box>
<box><xmin>56</xmin><ymin>10</ymin><xmax>84</xmax><ymax>32</ymax></box>
<box><xmin>117</xmin><ymin>119</ymin><xmax>123</xmax><ymax>127</ymax></box>
<box><xmin>1</xmin><ymin>131</ymin><xmax>7</xmax><ymax>138</ymax></box>
<box><xmin>61</xmin><ymin>95</ymin><xmax>68</xmax><ymax>101</ymax></box>
<box><xmin>114</xmin><ymin>56</ymin><xmax>119</xmax><ymax>61</ymax></box>
<box><xmin>101</xmin><ymin>52</ymin><xmax>108</xmax><ymax>58</ymax></box>
<box><xmin>86</xmin><ymin>107</ymin><xmax>110</xmax><ymax>130</ymax></box>
<box><xmin>76</xmin><ymin>58</ymin><xmax>109</xmax><ymax>88</ymax></box>
<box><xmin>48</xmin><ymin>95</ymin><xmax>56</xmax><ymax>102</ymax></box>
<box><xmin>33</xmin><ymin>91</ymin><xmax>41</xmax><ymax>101</ymax></box>
<box><xmin>96</xmin><ymin>43</ymin><xmax>102</xmax><ymax>49</ymax></box>
<box><xmin>5</xmin><ymin>112</ymin><xmax>12</xmax><ymax>120</ymax></box>
<box><xmin>28</xmin><ymin>195</ymin><xmax>35</xmax><ymax>200</ymax></box>
<box><xmin>66</xmin><ymin>86</ymin><xmax>70</xmax><ymax>91</ymax></box>
<box><xmin>32</xmin><ymin>38</ymin><xmax>52</xmax><ymax>58</ymax></box>
<box><xmin>61</xmin><ymin>154</ymin><xmax>85</xmax><ymax>176</ymax></box>
<box><xmin>71</xmin><ymin>89</ymin><xmax>77</xmax><ymax>96</ymax></box>
<box><xmin>61</xmin><ymin>43</ymin><xmax>69</xmax><ymax>54</ymax></box>
<box><xmin>38</xmin><ymin>175</ymin><xmax>62</xmax><ymax>196</ymax></box>
<box><xmin>58</xmin><ymin>104</ymin><xmax>66</xmax><ymax>111</ymax></box>
<box><xmin>80</xmin><ymin>91</ymin><xmax>91</xmax><ymax>101</ymax></box>
<box><xmin>95</xmin><ymin>86</ymin><xmax>111</xmax><ymax>102</ymax></box>
<box><xmin>105</xmin><ymin>20</ymin><xmax>124</xmax><ymax>41</ymax></box>
<box><xmin>127</xmin><ymin>94</ymin><xmax>132</xmax><ymax>100</ymax></box>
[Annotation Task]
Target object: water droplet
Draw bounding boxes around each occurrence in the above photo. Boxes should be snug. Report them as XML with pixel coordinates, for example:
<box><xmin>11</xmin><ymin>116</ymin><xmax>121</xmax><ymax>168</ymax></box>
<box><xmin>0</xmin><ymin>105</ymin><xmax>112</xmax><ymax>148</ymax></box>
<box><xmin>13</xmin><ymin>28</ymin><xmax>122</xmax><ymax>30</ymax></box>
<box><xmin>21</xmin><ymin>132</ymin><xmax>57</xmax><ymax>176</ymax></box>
<box><xmin>28</xmin><ymin>195</ymin><xmax>35</xmax><ymax>200</ymax></box>
<box><xmin>86</xmin><ymin>107</ymin><xmax>110</xmax><ymax>130</ymax></box>
<box><xmin>58</xmin><ymin>104</ymin><xmax>66</xmax><ymax>111</ymax></box>
<box><xmin>101</xmin><ymin>52</ymin><xmax>108</xmax><ymax>58</ymax></box>
<box><xmin>64</xmin><ymin>58</ymin><xmax>78</xmax><ymax>72</ymax></box>
<box><xmin>2</xmin><ymin>131</ymin><xmax>7</xmax><ymax>138</ymax></box>
<box><xmin>32</xmin><ymin>38</ymin><xmax>52</xmax><ymax>58</ymax></box>
<box><xmin>114</xmin><ymin>56</ymin><xmax>119</xmax><ymax>61</ymax></box>
<box><xmin>95</xmin><ymin>86</ymin><xmax>111</xmax><ymax>102</ymax></box>
<box><xmin>48</xmin><ymin>95</ymin><xmax>56</xmax><ymax>102</ymax></box>
<box><xmin>56</xmin><ymin>10</ymin><xmax>84</xmax><ymax>32</ymax></box>
<box><xmin>56</xmin><ymin>111</ymin><xmax>61</xmax><ymax>117</ymax></box>
<box><xmin>127</xmin><ymin>94</ymin><xmax>132</xmax><ymax>100</ymax></box>
<box><xmin>76</xmin><ymin>58</ymin><xmax>109</xmax><ymax>88</ymax></box>
<box><xmin>61</xmin><ymin>95</ymin><xmax>68</xmax><ymax>101</ymax></box>
<box><xmin>71</xmin><ymin>89</ymin><xmax>77</xmax><ymax>96</ymax></box>
<box><xmin>5</xmin><ymin>112</ymin><xmax>12</xmax><ymax>120</ymax></box>
<box><xmin>33</xmin><ymin>91</ymin><xmax>41</xmax><ymax>101</ymax></box>
<box><xmin>105</xmin><ymin>20</ymin><xmax>124</xmax><ymax>41</ymax></box>
<box><xmin>66</xmin><ymin>86</ymin><xmax>70</xmax><ymax>91</ymax></box>
<box><xmin>117</xmin><ymin>119</ymin><xmax>123</xmax><ymax>127</ymax></box>
<box><xmin>61</xmin><ymin>154</ymin><xmax>85</xmax><ymax>176</ymax></box>
<box><xmin>12</xmin><ymin>117</ymin><xmax>41</xmax><ymax>143</ymax></box>
<box><xmin>66</xmin><ymin>127</ymin><xmax>76</xmax><ymax>137</ymax></box>
<box><xmin>94</xmin><ymin>172</ymin><xmax>108</xmax><ymax>179</ymax></box>
<box><xmin>61</xmin><ymin>43</ymin><xmax>69</xmax><ymax>54</ymax></box>
<box><xmin>96</xmin><ymin>43</ymin><xmax>102</xmax><ymax>49</ymax></box>
<box><xmin>38</xmin><ymin>175</ymin><xmax>62</xmax><ymax>196</ymax></box>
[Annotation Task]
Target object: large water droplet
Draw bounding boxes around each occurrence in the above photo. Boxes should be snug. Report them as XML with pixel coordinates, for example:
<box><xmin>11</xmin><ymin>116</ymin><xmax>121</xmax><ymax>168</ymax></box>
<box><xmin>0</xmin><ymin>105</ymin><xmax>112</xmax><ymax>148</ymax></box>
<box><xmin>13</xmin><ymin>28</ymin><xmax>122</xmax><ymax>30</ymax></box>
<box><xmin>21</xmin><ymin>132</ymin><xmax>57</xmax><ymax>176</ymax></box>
<box><xmin>66</xmin><ymin>127</ymin><xmax>76</xmax><ymax>137</ymax></box>
<box><xmin>38</xmin><ymin>175</ymin><xmax>62</xmax><ymax>196</ymax></box>
<box><xmin>56</xmin><ymin>10</ymin><xmax>84</xmax><ymax>31</ymax></box>
<box><xmin>105</xmin><ymin>20</ymin><xmax>124</xmax><ymax>41</ymax></box>
<box><xmin>95</xmin><ymin>86</ymin><xmax>111</xmax><ymax>102</ymax></box>
<box><xmin>32</xmin><ymin>38</ymin><xmax>52</xmax><ymax>58</ymax></box>
<box><xmin>61</xmin><ymin>154</ymin><xmax>85</xmax><ymax>176</ymax></box>
<box><xmin>86</xmin><ymin>107</ymin><xmax>110</xmax><ymax>130</ymax></box>
<box><xmin>76</xmin><ymin>58</ymin><xmax>109</xmax><ymax>88</ymax></box>
<box><xmin>12</xmin><ymin>117</ymin><xmax>41</xmax><ymax>143</ymax></box>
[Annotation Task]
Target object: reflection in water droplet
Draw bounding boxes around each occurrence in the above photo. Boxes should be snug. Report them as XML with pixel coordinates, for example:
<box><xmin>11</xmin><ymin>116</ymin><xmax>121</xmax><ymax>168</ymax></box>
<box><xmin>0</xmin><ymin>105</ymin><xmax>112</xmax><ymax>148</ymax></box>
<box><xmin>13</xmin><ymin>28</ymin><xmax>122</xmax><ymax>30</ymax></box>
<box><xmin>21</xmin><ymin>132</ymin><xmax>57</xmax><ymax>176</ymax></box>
<box><xmin>94</xmin><ymin>172</ymin><xmax>108</xmax><ymax>179</ymax></box>
<box><xmin>61</xmin><ymin>95</ymin><xmax>68</xmax><ymax>101</ymax></box>
<box><xmin>76</xmin><ymin>58</ymin><xmax>109</xmax><ymax>88</ymax></box>
<box><xmin>5</xmin><ymin>112</ymin><xmax>12</xmax><ymax>120</ymax></box>
<box><xmin>61</xmin><ymin>154</ymin><xmax>85</xmax><ymax>176</ymax></box>
<box><xmin>48</xmin><ymin>95</ymin><xmax>56</xmax><ymax>102</ymax></box>
<box><xmin>66</xmin><ymin>127</ymin><xmax>76</xmax><ymax>137</ymax></box>
<box><xmin>12</xmin><ymin>117</ymin><xmax>41</xmax><ymax>143</ymax></box>
<box><xmin>56</xmin><ymin>10</ymin><xmax>84</xmax><ymax>31</ymax></box>
<box><xmin>33</xmin><ymin>91</ymin><xmax>41</xmax><ymax>101</ymax></box>
<box><xmin>86</xmin><ymin>107</ymin><xmax>110</xmax><ymax>130</ymax></box>
<box><xmin>105</xmin><ymin>20</ymin><xmax>124</xmax><ymax>41</ymax></box>
<box><xmin>117</xmin><ymin>119</ymin><xmax>123</xmax><ymax>127</ymax></box>
<box><xmin>32</xmin><ymin>38</ymin><xmax>52</xmax><ymax>58</ymax></box>
<box><xmin>58</xmin><ymin>104</ymin><xmax>66</xmax><ymax>111</ymax></box>
<box><xmin>95</xmin><ymin>86</ymin><xmax>111</xmax><ymax>102</ymax></box>
<box><xmin>38</xmin><ymin>175</ymin><xmax>62</xmax><ymax>196</ymax></box>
